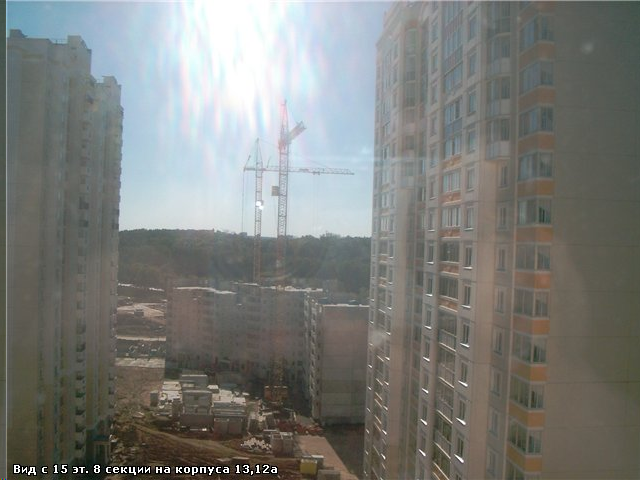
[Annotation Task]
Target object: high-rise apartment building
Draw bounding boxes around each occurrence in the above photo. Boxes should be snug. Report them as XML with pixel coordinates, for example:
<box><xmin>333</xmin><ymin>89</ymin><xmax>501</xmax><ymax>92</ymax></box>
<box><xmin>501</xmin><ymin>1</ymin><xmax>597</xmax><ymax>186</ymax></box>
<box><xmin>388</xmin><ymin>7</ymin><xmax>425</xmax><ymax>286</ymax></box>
<box><xmin>365</xmin><ymin>3</ymin><xmax>639</xmax><ymax>480</ymax></box>
<box><xmin>7</xmin><ymin>31</ymin><xmax>122</xmax><ymax>470</ymax></box>
<box><xmin>305</xmin><ymin>296</ymin><xmax>368</xmax><ymax>426</ymax></box>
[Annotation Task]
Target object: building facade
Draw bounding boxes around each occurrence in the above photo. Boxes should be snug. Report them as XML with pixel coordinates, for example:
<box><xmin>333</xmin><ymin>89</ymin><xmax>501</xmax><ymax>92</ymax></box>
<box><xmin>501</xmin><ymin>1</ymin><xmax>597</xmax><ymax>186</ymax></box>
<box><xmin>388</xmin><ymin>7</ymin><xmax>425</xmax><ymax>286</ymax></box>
<box><xmin>365</xmin><ymin>3</ymin><xmax>639</xmax><ymax>480</ymax></box>
<box><xmin>305</xmin><ymin>297</ymin><xmax>369</xmax><ymax>426</ymax></box>
<box><xmin>7</xmin><ymin>31</ymin><xmax>122</xmax><ymax>469</ymax></box>
<box><xmin>167</xmin><ymin>283</ymin><xmax>323</xmax><ymax>389</ymax></box>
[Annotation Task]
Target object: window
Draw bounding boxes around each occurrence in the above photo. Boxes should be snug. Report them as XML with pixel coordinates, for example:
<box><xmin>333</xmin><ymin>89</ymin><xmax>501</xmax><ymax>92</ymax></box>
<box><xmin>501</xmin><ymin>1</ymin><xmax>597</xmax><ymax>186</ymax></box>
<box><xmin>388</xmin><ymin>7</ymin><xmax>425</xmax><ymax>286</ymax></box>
<box><xmin>428</xmin><ymin>209</ymin><xmax>436</xmax><ymax>230</ymax></box>
<box><xmin>441</xmin><ymin>242</ymin><xmax>460</xmax><ymax>263</ymax></box>
<box><xmin>506</xmin><ymin>461</ymin><xmax>525</xmax><ymax>480</ymax></box>
<box><xmin>510</xmin><ymin>376</ymin><xmax>544</xmax><ymax>409</ymax></box>
<box><xmin>429</xmin><ymin>146</ymin><xmax>438</xmax><ymax>167</ymax></box>
<box><xmin>508</xmin><ymin>420</ymin><xmax>542</xmax><ymax>454</ymax></box>
<box><xmin>489</xmin><ymin>408</ymin><xmax>499</xmax><ymax>436</ymax></box>
<box><xmin>487</xmin><ymin>449</ymin><xmax>497</xmax><ymax>476</ymax></box>
<box><xmin>520</xmin><ymin>61</ymin><xmax>554</xmax><ymax>94</ymax></box>
<box><xmin>490</xmin><ymin>368</ymin><xmax>502</xmax><ymax>396</ymax></box>
<box><xmin>516</xmin><ymin>244</ymin><xmax>551</xmax><ymax>270</ymax></box>
<box><xmin>444</xmin><ymin>98</ymin><xmax>463</xmax><ymax>157</ymax></box>
<box><xmin>518</xmin><ymin>151</ymin><xmax>553</xmax><ymax>181</ymax></box>
<box><xmin>517</xmin><ymin>198</ymin><xmax>552</xmax><ymax>225</ymax></box>
<box><xmin>513</xmin><ymin>333</ymin><xmax>547</xmax><ymax>363</ymax></box>
<box><xmin>468</xmin><ymin>51</ymin><xmax>477</xmax><ymax>77</ymax></box>
<box><xmin>460</xmin><ymin>322</ymin><xmax>470</xmax><ymax>346</ymax></box>
<box><xmin>426</xmin><ymin>274</ymin><xmax>435</xmax><ymax>295</ymax></box>
<box><xmin>457</xmin><ymin>398</ymin><xmax>467</xmax><ymax>424</ymax></box>
<box><xmin>492</xmin><ymin>327</ymin><xmax>504</xmax><ymax>354</ymax></box>
<box><xmin>513</xmin><ymin>289</ymin><xmax>549</xmax><ymax>317</ymax></box>
<box><xmin>499</xmin><ymin>164</ymin><xmax>509</xmax><ymax>187</ymax></box>
<box><xmin>439</xmin><ymin>276</ymin><xmax>459</xmax><ymax>299</ymax></box>
<box><xmin>487</xmin><ymin>118</ymin><xmax>510</xmax><ymax>143</ymax></box>
<box><xmin>519</xmin><ymin>107</ymin><xmax>554</xmax><ymax>137</ymax></box>
<box><xmin>496</xmin><ymin>246</ymin><xmax>506</xmax><ymax>271</ymax></box>
<box><xmin>465</xmin><ymin>205</ymin><xmax>475</xmax><ymax>229</ymax></box>
<box><xmin>442</xmin><ymin>170</ymin><xmax>461</xmax><ymax>193</ymax></box>
<box><xmin>495</xmin><ymin>288</ymin><xmax>505</xmax><ymax>313</ymax></box>
<box><xmin>467</xmin><ymin>128</ymin><xmax>477</xmax><ymax>153</ymax></box>
<box><xmin>442</xmin><ymin>206</ymin><xmax>461</xmax><ymax>228</ymax></box>
<box><xmin>459</xmin><ymin>361</ymin><xmax>469</xmax><ymax>385</ymax></box>
<box><xmin>466</xmin><ymin>168</ymin><xmax>475</xmax><ymax>190</ymax></box>
<box><xmin>488</xmin><ymin>36</ymin><xmax>510</xmax><ymax>62</ymax></box>
<box><xmin>468</xmin><ymin>89</ymin><xmax>477</xmax><ymax>114</ymax></box>
<box><xmin>423</xmin><ymin>338</ymin><xmax>431</xmax><ymax>360</ymax></box>
<box><xmin>462</xmin><ymin>284</ymin><xmax>472</xmax><ymax>307</ymax></box>
<box><xmin>455</xmin><ymin>436</ymin><xmax>465</xmax><ymax>461</ymax></box>
<box><xmin>425</xmin><ymin>306</ymin><xmax>433</xmax><ymax>328</ymax></box>
<box><xmin>429</xmin><ymin>177</ymin><xmax>437</xmax><ymax>198</ymax></box>
<box><xmin>444</xmin><ymin>63</ymin><xmax>463</xmax><ymax>94</ymax></box>
<box><xmin>487</xmin><ymin>77</ymin><xmax>511</xmax><ymax>102</ymax></box>
<box><xmin>421</xmin><ymin>402</ymin><xmax>428</xmax><ymax>422</ymax></box>
<box><xmin>468</xmin><ymin>15</ymin><xmax>477</xmax><ymax>41</ymax></box>
<box><xmin>431</xmin><ymin>19</ymin><xmax>438</xmax><ymax>42</ymax></box>
<box><xmin>497</xmin><ymin>205</ymin><xmax>508</xmax><ymax>230</ymax></box>
<box><xmin>431</xmin><ymin>81</ymin><xmax>438</xmax><ymax>105</ymax></box>
<box><xmin>427</xmin><ymin>242</ymin><xmax>435</xmax><ymax>263</ymax></box>
<box><xmin>464</xmin><ymin>244</ymin><xmax>473</xmax><ymax>268</ymax></box>
<box><xmin>431</xmin><ymin>51</ymin><xmax>438</xmax><ymax>73</ymax></box>
<box><xmin>520</xmin><ymin>16</ymin><xmax>554</xmax><ymax>52</ymax></box>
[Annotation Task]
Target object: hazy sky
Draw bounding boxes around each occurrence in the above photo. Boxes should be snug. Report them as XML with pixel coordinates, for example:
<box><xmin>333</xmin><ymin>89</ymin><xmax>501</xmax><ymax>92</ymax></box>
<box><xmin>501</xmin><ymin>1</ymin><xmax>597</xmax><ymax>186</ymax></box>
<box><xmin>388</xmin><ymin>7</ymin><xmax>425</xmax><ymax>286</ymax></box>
<box><xmin>7</xmin><ymin>1</ymin><xmax>390</xmax><ymax>237</ymax></box>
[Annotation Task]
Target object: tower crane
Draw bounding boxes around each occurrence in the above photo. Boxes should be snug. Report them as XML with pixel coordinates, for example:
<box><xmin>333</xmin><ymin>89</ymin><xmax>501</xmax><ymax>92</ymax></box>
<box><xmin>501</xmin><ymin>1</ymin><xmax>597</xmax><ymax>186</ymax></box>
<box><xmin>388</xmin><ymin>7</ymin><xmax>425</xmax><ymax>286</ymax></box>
<box><xmin>243</xmin><ymin>101</ymin><xmax>354</xmax><ymax>284</ymax></box>
<box><xmin>242</xmin><ymin>101</ymin><xmax>355</xmax><ymax>399</ymax></box>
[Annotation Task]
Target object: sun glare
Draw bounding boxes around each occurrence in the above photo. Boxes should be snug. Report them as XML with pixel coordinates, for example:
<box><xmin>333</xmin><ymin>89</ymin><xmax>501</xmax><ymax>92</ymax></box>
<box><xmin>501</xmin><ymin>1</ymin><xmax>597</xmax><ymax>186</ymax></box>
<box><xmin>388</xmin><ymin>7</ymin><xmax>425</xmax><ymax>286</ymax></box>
<box><xmin>167</xmin><ymin>1</ymin><xmax>316</xmax><ymax>147</ymax></box>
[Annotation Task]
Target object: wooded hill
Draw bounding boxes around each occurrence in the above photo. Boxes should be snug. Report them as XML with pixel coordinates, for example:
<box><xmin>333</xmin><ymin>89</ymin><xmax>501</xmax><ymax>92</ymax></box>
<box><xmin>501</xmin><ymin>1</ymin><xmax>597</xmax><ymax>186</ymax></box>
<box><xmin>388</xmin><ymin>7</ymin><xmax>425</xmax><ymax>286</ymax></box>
<box><xmin>118</xmin><ymin>230</ymin><xmax>371</xmax><ymax>298</ymax></box>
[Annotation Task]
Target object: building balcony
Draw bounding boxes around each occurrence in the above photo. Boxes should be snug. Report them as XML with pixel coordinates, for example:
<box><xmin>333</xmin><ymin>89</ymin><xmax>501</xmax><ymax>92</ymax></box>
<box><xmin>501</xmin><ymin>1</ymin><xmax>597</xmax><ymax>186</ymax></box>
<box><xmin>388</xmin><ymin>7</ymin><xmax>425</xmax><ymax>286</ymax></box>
<box><xmin>434</xmin><ymin>430</ymin><xmax>452</xmax><ymax>456</ymax></box>
<box><xmin>435</xmin><ymin>397</ymin><xmax>454</xmax><ymax>421</ymax></box>
<box><xmin>431</xmin><ymin>460</ymin><xmax>449</xmax><ymax>480</ymax></box>
<box><xmin>437</xmin><ymin>329</ymin><xmax>456</xmax><ymax>351</ymax></box>
<box><xmin>436</xmin><ymin>363</ymin><xmax>455</xmax><ymax>387</ymax></box>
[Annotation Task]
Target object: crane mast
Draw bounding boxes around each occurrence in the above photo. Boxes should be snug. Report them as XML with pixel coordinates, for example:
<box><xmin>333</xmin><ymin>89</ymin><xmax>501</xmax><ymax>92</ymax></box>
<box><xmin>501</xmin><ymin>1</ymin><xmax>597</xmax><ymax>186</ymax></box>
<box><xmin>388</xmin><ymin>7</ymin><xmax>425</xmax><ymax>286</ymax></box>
<box><xmin>252</xmin><ymin>140</ymin><xmax>264</xmax><ymax>284</ymax></box>
<box><xmin>241</xmin><ymin>101</ymin><xmax>354</xmax><ymax>394</ymax></box>
<box><xmin>276</xmin><ymin>101</ymin><xmax>305</xmax><ymax>285</ymax></box>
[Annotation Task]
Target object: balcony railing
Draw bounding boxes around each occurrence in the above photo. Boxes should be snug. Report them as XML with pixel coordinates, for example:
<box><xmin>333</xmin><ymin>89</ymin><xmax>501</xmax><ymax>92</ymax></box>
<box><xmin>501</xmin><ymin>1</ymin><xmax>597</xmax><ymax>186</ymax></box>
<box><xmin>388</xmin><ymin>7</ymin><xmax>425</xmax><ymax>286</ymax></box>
<box><xmin>434</xmin><ymin>430</ymin><xmax>452</xmax><ymax>456</ymax></box>
<box><xmin>437</xmin><ymin>329</ymin><xmax>456</xmax><ymax>350</ymax></box>
<box><xmin>435</xmin><ymin>397</ymin><xmax>454</xmax><ymax>421</ymax></box>
<box><xmin>437</xmin><ymin>363</ymin><xmax>455</xmax><ymax>386</ymax></box>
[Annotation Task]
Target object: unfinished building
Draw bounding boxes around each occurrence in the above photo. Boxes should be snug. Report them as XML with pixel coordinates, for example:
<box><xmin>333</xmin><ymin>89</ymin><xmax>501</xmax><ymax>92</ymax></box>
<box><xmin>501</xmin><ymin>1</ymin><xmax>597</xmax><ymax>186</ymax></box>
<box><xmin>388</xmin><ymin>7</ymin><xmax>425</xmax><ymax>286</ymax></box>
<box><xmin>305</xmin><ymin>296</ymin><xmax>369</xmax><ymax>425</ymax></box>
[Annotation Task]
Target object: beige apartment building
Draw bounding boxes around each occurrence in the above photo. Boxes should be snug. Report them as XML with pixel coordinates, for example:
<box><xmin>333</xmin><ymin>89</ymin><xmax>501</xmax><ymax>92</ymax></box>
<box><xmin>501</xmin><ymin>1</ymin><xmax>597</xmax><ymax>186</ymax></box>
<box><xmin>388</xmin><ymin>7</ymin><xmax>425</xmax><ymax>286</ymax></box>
<box><xmin>167</xmin><ymin>283</ymin><xmax>323</xmax><ymax>388</ymax></box>
<box><xmin>7</xmin><ymin>31</ymin><xmax>122</xmax><ymax>470</ymax></box>
<box><xmin>166</xmin><ymin>287</ymin><xmax>239</xmax><ymax>370</ymax></box>
<box><xmin>365</xmin><ymin>3</ymin><xmax>639</xmax><ymax>480</ymax></box>
<box><xmin>305</xmin><ymin>296</ymin><xmax>369</xmax><ymax>426</ymax></box>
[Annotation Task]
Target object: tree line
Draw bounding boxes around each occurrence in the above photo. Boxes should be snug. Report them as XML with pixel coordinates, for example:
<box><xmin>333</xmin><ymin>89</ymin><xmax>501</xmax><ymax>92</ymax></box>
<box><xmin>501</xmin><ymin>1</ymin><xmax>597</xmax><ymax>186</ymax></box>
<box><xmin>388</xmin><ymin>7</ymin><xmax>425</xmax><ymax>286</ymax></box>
<box><xmin>118</xmin><ymin>230</ymin><xmax>371</xmax><ymax>299</ymax></box>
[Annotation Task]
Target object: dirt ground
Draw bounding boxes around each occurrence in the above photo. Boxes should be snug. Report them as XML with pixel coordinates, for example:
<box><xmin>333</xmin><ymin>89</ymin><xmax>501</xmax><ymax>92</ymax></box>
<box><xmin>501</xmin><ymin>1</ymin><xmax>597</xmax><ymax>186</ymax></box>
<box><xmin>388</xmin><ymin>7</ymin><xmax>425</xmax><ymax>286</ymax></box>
<box><xmin>110</xmin><ymin>366</ymin><xmax>304</xmax><ymax>480</ymax></box>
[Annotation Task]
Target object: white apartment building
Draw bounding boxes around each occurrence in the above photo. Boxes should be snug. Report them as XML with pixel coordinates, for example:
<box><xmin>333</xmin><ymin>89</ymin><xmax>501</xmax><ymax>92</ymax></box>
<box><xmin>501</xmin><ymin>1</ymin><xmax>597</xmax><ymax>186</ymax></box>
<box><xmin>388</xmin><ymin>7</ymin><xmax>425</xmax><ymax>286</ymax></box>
<box><xmin>7</xmin><ymin>31</ymin><xmax>122</xmax><ymax>470</ymax></box>
<box><xmin>365</xmin><ymin>3</ymin><xmax>639</xmax><ymax>480</ymax></box>
<box><xmin>305</xmin><ymin>297</ymin><xmax>369</xmax><ymax>426</ymax></box>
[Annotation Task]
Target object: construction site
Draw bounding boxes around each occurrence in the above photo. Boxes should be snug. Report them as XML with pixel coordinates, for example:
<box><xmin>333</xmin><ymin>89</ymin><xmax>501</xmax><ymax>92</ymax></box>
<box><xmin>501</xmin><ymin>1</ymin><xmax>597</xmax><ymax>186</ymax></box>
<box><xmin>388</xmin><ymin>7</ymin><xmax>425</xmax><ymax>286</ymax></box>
<box><xmin>108</xmin><ymin>102</ymin><xmax>364</xmax><ymax>479</ymax></box>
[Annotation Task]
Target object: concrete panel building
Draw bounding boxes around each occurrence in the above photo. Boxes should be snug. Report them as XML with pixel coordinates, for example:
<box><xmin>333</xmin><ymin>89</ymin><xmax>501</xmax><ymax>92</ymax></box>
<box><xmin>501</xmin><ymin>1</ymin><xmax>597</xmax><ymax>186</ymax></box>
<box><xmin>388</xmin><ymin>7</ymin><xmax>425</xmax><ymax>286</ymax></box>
<box><xmin>167</xmin><ymin>283</ymin><xmax>323</xmax><ymax>389</ymax></box>
<box><xmin>7</xmin><ymin>31</ymin><xmax>122</xmax><ymax>469</ymax></box>
<box><xmin>365</xmin><ymin>3</ymin><xmax>639</xmax><ymax>480</ymax></box>
<box><xmin>306</xmin><ymin>297</ymin><xmax>369</xmax><ymax>426</ymax></box>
